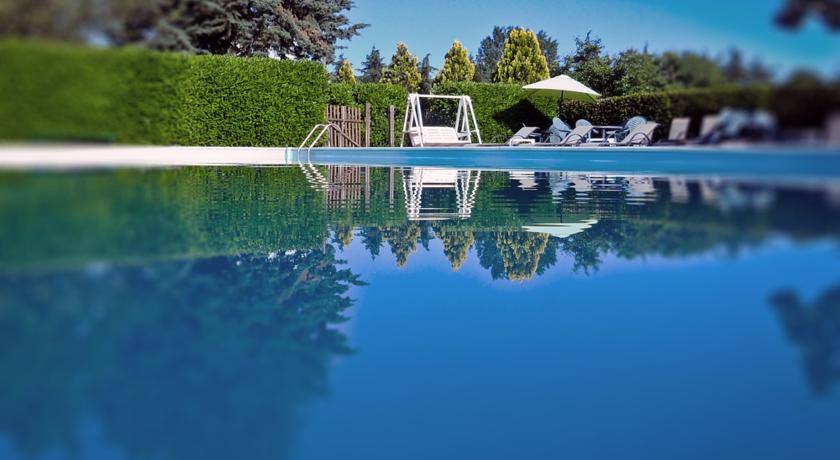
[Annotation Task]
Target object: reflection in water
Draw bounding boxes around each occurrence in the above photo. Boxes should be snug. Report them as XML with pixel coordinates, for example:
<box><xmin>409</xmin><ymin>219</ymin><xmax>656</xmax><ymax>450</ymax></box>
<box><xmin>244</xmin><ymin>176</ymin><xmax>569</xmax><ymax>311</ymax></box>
<box><xmin>0</xmin><ymin>166</ymin><xmax>839</xmax><ymax>459</ymax></box>
<box><xmin>0</xmin><ymin>249</ymin><xmax>362</xmax><ymax>460</ymax></box>
<box><xmin>771</xmin><ymin>283</ymin><xmax>840</xmax><ymax>396</ymax></box>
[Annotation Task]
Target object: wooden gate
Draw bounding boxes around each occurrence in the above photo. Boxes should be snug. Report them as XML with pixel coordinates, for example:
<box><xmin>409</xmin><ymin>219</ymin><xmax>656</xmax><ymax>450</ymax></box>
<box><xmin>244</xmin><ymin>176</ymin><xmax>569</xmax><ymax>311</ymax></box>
<box><xmin>326</xmin><ymin>103</ymin><xmax>371</xmax><ymax>147</ymax></box>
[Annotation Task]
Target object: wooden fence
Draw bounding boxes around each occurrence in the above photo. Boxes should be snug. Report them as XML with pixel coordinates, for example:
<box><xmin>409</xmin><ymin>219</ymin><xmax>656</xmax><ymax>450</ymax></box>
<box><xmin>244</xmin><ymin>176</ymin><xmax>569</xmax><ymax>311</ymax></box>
<box><xmin>326</xmin><ymin>103</ymin><xmax>371</xmax><ymax>147</ymax></box>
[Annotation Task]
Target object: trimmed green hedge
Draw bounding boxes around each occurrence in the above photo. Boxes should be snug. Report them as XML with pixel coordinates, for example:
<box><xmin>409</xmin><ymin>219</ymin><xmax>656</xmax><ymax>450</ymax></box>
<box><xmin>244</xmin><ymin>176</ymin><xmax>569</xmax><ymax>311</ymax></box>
<box><xmin>327</xmin><ymin>83</ymin><xmax>407</xmax><ymax>146</ymax></box>
<box><xmin>0</xmin><ymin>40</ymin><xmax>328</xmax><ymax>146</ymax></box>
<box><xmin>3</xmin><ymin>41</ymin><xmax>835</xmax><ymax>147</ymax></box>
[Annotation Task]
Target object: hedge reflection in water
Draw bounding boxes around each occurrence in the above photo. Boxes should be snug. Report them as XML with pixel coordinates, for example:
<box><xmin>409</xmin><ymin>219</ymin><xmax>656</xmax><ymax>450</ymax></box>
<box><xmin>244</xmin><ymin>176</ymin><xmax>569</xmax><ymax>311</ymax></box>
<box><xmin>0</xmin><ymin>248</ymin><xmax>362</xmax><ymax>460</ymax></box>
<box><xmin>0</xmin><ymin>165</ymin><xmax>839</xmax><ymax>458</ymax></box>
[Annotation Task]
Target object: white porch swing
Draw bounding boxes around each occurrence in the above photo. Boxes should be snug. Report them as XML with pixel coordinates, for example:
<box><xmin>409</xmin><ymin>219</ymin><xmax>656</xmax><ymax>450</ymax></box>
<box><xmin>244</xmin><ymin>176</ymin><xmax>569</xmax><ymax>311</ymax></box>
<box><xmin>401</xmin><ymin>93</ymin><xmax>482</xmax><ymax>147</ymax></box>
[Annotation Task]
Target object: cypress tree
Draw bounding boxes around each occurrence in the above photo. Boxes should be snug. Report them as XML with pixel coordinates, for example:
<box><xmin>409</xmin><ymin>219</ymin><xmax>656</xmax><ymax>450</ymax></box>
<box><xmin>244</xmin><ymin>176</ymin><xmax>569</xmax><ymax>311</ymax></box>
<box><xmin>383</xmin><ymin>43</ymin><xmax>422</xmax><ymax>92</ymax></box>
<box><xmin>359</xmin><ymin>45</ymin><xmax>385</xmax><ymax>83</ymax></box>
<box><xmin>436</xmin><ymin>40</ymin><xmax>476</xmax><ymax>83</ymax></box>
<box><xmin>495</xmin><ymin>28</ymin><xmax>550</xmax><ymax>84</ymax></box>
<box><xmin>335</xmin><ymin>59</ymin><xmax>357</xmax><ymax>84</ymax></box>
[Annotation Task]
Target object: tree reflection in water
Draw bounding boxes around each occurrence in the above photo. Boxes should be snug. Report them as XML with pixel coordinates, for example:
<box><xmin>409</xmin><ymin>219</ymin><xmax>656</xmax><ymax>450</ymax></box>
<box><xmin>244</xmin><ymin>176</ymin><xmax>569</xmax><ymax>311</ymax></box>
<box><xmin>771</xmin><ymin>283</ymin><xmax>840</xmax><ymax>396</ymax></box>
<box><xmin>0</xmin><ymin>247</ymin><xmax>363</xmax><ymax>460</ymax></box>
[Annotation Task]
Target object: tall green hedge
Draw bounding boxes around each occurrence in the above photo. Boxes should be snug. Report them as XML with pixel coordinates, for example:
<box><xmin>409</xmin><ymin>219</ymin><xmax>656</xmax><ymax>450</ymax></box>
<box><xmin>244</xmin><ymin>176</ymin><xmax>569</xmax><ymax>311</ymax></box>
<box><xmin>0</xmin><ymin>40</ymin><xmax>328</xmax><ymax>146</ymax></box>
<box><xmin>327</xmin><ymin>83</ymin><xmax>407</xmax><ymax>146</ymax></box>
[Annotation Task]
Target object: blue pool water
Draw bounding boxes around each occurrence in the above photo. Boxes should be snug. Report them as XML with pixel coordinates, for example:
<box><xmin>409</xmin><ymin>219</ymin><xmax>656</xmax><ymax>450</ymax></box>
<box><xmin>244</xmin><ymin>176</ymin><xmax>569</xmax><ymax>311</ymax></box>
<box><xmin>0</xmin><ymin>165</ymin><xmax>838</xmax><ymax>459</ymax></box>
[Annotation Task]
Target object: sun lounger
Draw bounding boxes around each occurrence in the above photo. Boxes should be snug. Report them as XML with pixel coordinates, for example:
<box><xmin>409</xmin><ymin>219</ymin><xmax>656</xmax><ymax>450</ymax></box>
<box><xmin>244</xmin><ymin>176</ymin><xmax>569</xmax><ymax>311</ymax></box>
<box><xmin>699</xmin><ymin>115</ymin><xmax>721</xmax><ymax>138</ymax></box>
<box><xmin>581</xmin><ymin>122</ymin><xmax>659</xmax><ymax>146</ymax></box>
<box><xmin>559</xmin><ymin>125</ymin><xmax>594</xmax><ymax>145</ymax></box>
<box><xmin>667</xmin><ymin>117</ymin><xmax>690</xmax><ymax>143</ymax></box>
<box><xmin>826</xmin><ymin>112</ymin><xmax>840</xmax><ymax>146</ymax></box>
<box><xmin>614</xmin><ymin>116</ymin><xmax>647</xmax><ymax>143</ymax></box>
<box><xmin>406</xmin><ymin>126</ymin><xmax>472</xmax><ymax>147</ymax></box>
<box><xmin>548</xmin><ymin>118</ymin><xmax>572</xmax><ymax>143</ymax></box>
<box><xmin>508</xmin><ymin>126</ymin><xmax>539</xmax><ymax>145</ymax></box>
<box><xmin>656</xmin><ymin>117</ymin><xmax>691</xmax><ymax>145</ymax></box>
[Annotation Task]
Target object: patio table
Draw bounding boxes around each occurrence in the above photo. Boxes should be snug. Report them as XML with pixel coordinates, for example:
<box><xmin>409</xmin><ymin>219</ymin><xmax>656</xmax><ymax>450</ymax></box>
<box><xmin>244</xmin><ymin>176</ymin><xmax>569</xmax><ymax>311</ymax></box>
<box><xmin>589</xmin><ymin>125</ymin><xmax>622</xmax><ymax>143</ymax></box>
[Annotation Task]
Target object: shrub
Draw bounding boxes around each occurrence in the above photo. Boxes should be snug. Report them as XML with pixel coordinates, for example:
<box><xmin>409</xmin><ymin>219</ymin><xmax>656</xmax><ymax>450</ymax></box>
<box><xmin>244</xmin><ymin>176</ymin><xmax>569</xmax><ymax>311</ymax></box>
<box><xmin>0</xmin><ymin>40</ymin><xmax>329</xmax><ymax>146</ymax></box>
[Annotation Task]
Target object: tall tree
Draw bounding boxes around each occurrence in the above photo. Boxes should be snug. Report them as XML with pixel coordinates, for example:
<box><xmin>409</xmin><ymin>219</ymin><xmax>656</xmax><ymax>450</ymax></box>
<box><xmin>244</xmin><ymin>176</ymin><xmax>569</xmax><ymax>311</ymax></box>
<box><xmin>561</xmin><ymin>32</ymin><xmax>616</xmax><ymax>95</ymax></box>
<box><xmin>105</xmin><ymin>0</ymin><xmax>367</xmax><ymax>60</ymax></box>
<box><xmin>0</xmin><ymin>0</ymin><xmax>96</xmax><ymax>40</ymax></box>
<box><xmin>535</xmin><ymin>30</ymin><xmax>562</xmax><ymax>76</ymax></box>
<box><xmin>775</xmin><ymin>0</ymin><xmax>840</xmax><ymax>30</ymax></box>
<box><xmin>721</xmin><ymin>48</ymin><xmax>748</xmax><ymax>83</ymax></box>
<box><xmin>658</xmin><ymin>51</ymin><xmax>726</xmax><ymax>88</ymax></box>
<box><xmin>383</xmin><ymin>42</ymin><xmax>422</xmax><ymax>92</ymax></box>
<box><xmin>474</xmin><ymin>26</ymin><xmax>510</xmax><ymax>82</ymax></box>
<box><xmin>359</xmin><ymin>45</ymin><xmax>385</xmax><ymax>83</ymax></box>
<box><xmin>613</xmin><ymin>48</ymin><xmax>667</xmax><ymax>94</ymax></box>
<box><xmin>494</xmin><ymin>28</ymin><xmax>550</xmax><ymax>84</ymax></box>
<box><xmin>418</xmin><ymin>54</ymin><xmax>436</xmax><ymax>93</ymax></box>
<box><xmin>436</xmin><ymin>40</ymin><xmax>476</xmax><ymax>83</ymax></box>
<box><xmin>474</xmin><ymin>26</ymin><xmax>559</xmax><ymax>81</ymax></box>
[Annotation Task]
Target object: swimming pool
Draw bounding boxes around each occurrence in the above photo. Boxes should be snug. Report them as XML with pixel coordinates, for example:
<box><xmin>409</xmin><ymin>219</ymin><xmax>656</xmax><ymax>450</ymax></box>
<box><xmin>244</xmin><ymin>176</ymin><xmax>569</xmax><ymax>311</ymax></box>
<box><xmin>0</xmin><ymin>164</ymin><xmax>838</xmax><ymax>459</ymax></box>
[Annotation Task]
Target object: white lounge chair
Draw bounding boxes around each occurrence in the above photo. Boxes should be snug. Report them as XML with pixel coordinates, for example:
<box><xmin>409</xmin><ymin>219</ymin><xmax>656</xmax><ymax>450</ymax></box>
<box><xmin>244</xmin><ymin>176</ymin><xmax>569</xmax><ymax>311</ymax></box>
<box><xmin>667</xmin><ymin>117</ymin><xmax>690</xmax><ymax>143</ymax></box>
<box><xmin>559</xmin><ymin>125</ymin><xmax>594</xmax><ymax>145</ymax></box>
<box><xmin>581</xmin><ymin>122</ymin><xmax>659</xmax><ymax>146</ymax></box>
<box><xmin>699</xmin><ymin>115</ymin><xmax>720</xmax><ymax>138</ymax></box>
<box><xmin>508</xmin><ymin>126</ymin><xmax>539</xmax><ymax>145</ymax></box>
<box><xmin>407</xmin><ymin>126</ymin><xmax>472</xmax><ymax>147</ymax></box>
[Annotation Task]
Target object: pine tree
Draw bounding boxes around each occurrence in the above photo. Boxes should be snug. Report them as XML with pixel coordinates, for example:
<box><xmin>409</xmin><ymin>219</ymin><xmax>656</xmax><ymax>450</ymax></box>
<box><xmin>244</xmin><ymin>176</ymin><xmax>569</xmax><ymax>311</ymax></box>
<box><xmin>105</xmin><ymin>0</ymin><xmax>367</xmax><ymax>60</ymax></box>
<box><xmin>494</xmin><ymin>28</ymin><xmax>550</xmax><ymax>84</ymax></box>
<box><xmin>536</xmin><ymin>30</ymin><xmax>562</xmax><ymax>77</ymax></box>
<box><xmin>335</xmin><ymin>59</ymin><xmax>357</xmax><ymax>84</ymax></box>
<box><xmin>359</xmin><ymin>45</ymin><xmax>385</xmax><ymax>83</ymax></box>
<box><xmin>418</xmin><ymin>54</ymin><xmax>436</xmax><ymax>93</ymax></box>
<box><xmin>474</xmin><ymin>26</ymin><xmax>512</xmax><ymax>82</ymax></box>
<box><xmin>383</xmin><ymin>43</ymin><xmax>422</xmax><ymax>92</ymax></box>
<box><xmin>436</xmin><ymin>40</ymin><xmax>476</xmax><ymax>83</ymax></box>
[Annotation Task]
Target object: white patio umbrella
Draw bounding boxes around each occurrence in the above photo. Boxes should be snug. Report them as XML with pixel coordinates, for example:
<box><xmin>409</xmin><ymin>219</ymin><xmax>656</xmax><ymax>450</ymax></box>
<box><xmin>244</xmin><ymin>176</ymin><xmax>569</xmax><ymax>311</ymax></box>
<box><xmin>522</xmin><ymin>75</ymin><xmax>600</xmax><ymax>104</ymax></box>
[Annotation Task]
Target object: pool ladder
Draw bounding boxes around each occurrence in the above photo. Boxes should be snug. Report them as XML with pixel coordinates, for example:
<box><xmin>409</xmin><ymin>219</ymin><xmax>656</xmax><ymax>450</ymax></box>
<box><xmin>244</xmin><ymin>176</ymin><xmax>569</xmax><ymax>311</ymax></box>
<box><xmin>298</xmin><ymin>123</ymin><xmax>360</xmax><ymax>154</ymax></box>
<box><xmin>297</xmin><ymin>123</ymin><xmax>359</xmax><ymax>192</ymax></box>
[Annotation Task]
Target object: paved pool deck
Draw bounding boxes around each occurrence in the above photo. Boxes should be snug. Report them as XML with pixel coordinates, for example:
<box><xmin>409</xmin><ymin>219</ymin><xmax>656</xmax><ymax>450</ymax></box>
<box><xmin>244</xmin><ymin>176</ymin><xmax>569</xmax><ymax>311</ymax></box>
<box><xmin>1</xmin><ymin>144</ymin><xmax>840</xmax><ymax>181</ymax></box>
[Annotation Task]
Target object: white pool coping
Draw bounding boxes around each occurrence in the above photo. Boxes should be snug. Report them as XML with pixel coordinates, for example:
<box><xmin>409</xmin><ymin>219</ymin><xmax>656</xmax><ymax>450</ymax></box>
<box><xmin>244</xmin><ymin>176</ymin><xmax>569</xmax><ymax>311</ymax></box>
<box><xmin>1</xmin><ymin>144</ymin><xmax>839</xmax><ymax>183</ymax></box>
<box><xmin>0</xmin><ymin>144</ymin><xmax>295</xmax><ymax>169</ymax></box>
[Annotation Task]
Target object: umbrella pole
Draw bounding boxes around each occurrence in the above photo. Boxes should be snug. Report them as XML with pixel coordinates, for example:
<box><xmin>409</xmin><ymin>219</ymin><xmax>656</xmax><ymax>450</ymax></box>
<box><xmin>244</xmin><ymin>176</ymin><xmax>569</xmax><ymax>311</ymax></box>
<box><xmin>559</xmin><ymin>91</ymin><xmax>565</xmax><ymax>121</ymax></box>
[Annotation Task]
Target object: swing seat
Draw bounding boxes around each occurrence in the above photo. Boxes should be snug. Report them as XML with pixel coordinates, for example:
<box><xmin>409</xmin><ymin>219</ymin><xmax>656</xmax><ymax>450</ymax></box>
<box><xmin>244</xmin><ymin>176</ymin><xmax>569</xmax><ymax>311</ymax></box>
<box><xmin>407</xmin><ymin>126</ymin><xmax>472</xmax><ymax>147</ymax></box>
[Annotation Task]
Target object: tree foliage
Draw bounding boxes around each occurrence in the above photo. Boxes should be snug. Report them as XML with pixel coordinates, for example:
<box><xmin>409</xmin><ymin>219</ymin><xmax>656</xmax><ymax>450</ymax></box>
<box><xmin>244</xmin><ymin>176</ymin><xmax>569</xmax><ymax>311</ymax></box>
<box><xmin>474</xmin><ymin>26</ymin><xmax>509</xmax><ymax>82</ymax></box>
<box><xmin>0</xmin><ymin>0</ymin><xmax>367</xmax><ymax>61</ymax></box>
<box><xmin>383</xmin><ymin>42</ymin><xmax>421</xmax><ymax>92</ymax></box>
<box><xmin>0</xmin><ymin>0</ymin><xmax>94</xmax><ymax>41</ymax></box>
<box><xmin>561</xmin><ymin>32</ymin><xmax>776</xmax><ymax>97</ymax></box>
<box><xmin>359</xmin><ymin>45</ymin><xmax>385</xmax><ymax>83</ymax></box>
<box><xmin>335</xmin><ymin>57</ymin><xmax>357</xmax><ymax>84</ymax></box>
<box><xmin>436</xmin><ymin>40</ymin><xmax>475</xmax><ymax>84</ymax></box>
<box><xmin>494</xmin><ymin>28</ymin><xmax>550</xmax><ymax>84</ymax></box>
<box><xmin>775</xmin><ymin>0</ymin><xmax>840</xmax><ymax>30</ymax></box>
<box><xmin>418</xmin><ymin>53</ymin><xmax>436</xmax><ymax>93</ymax></box>
<box><xmin>474</xmin><ymin>26</ymin><xmax>560</xmax><ymax>82</ymax></box>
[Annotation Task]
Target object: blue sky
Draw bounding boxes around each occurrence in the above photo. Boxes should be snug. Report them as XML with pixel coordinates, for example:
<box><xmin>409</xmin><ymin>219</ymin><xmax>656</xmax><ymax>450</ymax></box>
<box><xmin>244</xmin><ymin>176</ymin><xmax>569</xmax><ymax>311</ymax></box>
<box><xmin>339</xmin><ymin>0</ymin><xmax>839</xmax><ymax>77</ymax></box>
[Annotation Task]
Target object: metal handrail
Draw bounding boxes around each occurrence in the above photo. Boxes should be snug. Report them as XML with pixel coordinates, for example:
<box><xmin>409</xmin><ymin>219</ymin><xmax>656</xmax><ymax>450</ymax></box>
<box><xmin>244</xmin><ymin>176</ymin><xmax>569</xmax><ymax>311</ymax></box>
<box><xmin>298</xmin><ymin>123</ymin><xmax>361</xmax><ymax>155</ymax></box>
